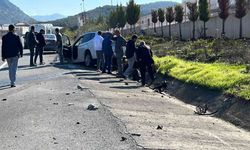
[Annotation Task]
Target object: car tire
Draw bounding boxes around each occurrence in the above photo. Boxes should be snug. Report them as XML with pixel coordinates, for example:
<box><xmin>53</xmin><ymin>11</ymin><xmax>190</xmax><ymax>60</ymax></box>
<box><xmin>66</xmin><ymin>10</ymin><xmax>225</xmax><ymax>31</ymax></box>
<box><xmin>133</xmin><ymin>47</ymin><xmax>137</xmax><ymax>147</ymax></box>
<box><xmin>85</xmin><ymin>52</ymin><xmax>93</xmax><ymax>67</ymax></box>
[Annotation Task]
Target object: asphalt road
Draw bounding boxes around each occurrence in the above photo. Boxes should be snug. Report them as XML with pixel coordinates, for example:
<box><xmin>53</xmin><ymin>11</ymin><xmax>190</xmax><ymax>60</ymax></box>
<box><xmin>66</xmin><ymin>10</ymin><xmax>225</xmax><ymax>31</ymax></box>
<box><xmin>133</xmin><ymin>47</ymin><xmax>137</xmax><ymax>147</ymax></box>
<box><xmin>1</xmin><ymin>52</ymin><xmax>250</xmax><ymax>149</ymax></box>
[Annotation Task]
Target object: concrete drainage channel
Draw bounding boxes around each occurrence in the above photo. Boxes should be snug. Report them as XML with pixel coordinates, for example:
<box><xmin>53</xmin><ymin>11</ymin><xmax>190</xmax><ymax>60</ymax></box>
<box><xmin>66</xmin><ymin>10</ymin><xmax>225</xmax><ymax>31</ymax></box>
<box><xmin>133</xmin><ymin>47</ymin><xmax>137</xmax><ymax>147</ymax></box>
<box><xmin>153</xmin><ymin>75</ymin><xmax>250</xmax><ymax>131</ymax></box>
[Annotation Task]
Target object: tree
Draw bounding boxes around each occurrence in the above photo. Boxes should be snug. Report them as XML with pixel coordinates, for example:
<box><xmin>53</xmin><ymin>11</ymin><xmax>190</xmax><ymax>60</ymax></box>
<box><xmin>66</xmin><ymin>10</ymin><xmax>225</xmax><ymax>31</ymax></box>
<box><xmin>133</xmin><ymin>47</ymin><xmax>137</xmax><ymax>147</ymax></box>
<box><xmin>218</xmin><ymin>0</ymin><xmax>230</xmax><ymax>36</ymax></box>
<box><xmin>174</xmin><ymin>5</ymin><xmax>184</xmax><ymax>40</ymax></box>
<box><xmin>117</xmin><ymin>4</ymin><xmax>127</xmax><ymax>31</ymax></box>
<box><xmin>126</xmin><ymin>0</ymin><xmax>140</xmax><ymax>33</ymax></box>
<box><xmin>108</xmin><ymin>10</ymin><xmax>118</xmax><ymax>29</ymax></box>
<box><xmin>158</xmin><ymin>8</ymin><xmax>165</xmax><ymax>37</ymax></box>
<box><xmin>166</xmin><ymin>7</ymin><xmax>175</xmax><ymax>38</ymax></box>
<box><xmin>199</xmin><ymin>0</ymin><xmax>210</xmax><ymax>38</ymax></box>
<box><xmin>96</xmin><ymin>15</ymin><xmax>104</xmax><ymax>24</ymax></box>
<box><xmin>235</xmin><ymin>0</ymin><xmax>247</xmax><ymax>38</ymax></box>
<box><xmin>187</xmin><ymin>2</ymin><xmax>199</xmax><ymax>40</ymax></box>
<box><xmin>151</xmin><ymin>10</ymin><xmax>158</xmax><ymax>33</ymax></box>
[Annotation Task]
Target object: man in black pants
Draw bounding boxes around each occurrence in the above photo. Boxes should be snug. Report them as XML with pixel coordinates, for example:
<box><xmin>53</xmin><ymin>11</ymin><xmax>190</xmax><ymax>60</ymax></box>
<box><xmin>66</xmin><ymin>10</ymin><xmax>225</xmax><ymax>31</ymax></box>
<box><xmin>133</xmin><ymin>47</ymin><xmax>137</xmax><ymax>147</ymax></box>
<box><xmin>35</xmin><ymin>29</ymin><xmax>46</xmax><ymax>65</ymax></box>
<box><xmin>136</xmin><ymin>41</ymin><xmax>155</xmax><ymax>86</ymax></box>
<box><xmin>27</xmin><ymin>26</ymin><xmax>38</xmax><ymax>66</ymax></box>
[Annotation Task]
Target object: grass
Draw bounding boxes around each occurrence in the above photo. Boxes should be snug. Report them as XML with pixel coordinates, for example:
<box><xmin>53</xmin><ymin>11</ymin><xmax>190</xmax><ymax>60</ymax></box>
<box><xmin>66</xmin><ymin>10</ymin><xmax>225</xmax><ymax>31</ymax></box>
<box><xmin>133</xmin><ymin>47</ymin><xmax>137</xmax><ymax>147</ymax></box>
<box><xmin>154</xmin><ymin>56</ymin><xmax>250</xmax><ymax>100</ymax></box>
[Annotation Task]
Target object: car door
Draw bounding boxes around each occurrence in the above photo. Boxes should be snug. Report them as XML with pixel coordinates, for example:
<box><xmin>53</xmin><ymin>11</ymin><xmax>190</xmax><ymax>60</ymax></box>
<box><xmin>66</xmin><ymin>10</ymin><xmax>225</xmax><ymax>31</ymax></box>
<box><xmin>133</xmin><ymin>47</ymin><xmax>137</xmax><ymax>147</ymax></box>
<box><xmin>72</xmin><ymin>36</ymin><xmax>83</xmax><ymax>61</ymax></box>
<box><xmin>77</xmin><ymin>34</ymin><xmax>90</xmax><ymax>62</ymax></box>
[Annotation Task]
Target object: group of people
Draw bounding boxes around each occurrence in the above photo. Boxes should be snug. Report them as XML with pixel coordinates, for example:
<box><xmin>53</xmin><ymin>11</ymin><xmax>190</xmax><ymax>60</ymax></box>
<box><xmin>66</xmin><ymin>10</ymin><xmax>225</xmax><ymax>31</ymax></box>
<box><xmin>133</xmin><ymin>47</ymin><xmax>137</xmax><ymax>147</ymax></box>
<box><xmin>94</xmin><ymin>30</ymin><xmax>155</xmax><ymax>86</ymax></box>
<box><xmin>26</xmin><ymin>26</ymin><xmax>64</xmax><ymax>66</ymax></box>
<box><xmin>1</xmin><ymin>24</ymin><xmax>64</xmax><ymax>87</ymax></box>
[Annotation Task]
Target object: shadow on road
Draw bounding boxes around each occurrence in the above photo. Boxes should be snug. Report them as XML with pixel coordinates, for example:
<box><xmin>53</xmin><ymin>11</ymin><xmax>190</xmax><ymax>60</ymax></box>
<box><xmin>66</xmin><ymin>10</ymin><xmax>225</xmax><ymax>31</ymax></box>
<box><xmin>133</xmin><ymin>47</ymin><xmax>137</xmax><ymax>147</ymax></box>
<box><xmin>0</xmin><ymin>84</ymin><xmax>11</xmax><ymax>91</ymax></box>
<box><xmin>0</xmin><ymin>64</ymin><xmax>52</xmax><ymax>71</ymax></box>
<box><xmin>110</xmin><ymin>85</ymin><xmax>141</xmax><ymax>89</ymax></box>
<box><xmin>99</xmin><ymin>80</ymin><xmax>123</xmax><ymax>84</ymax></box>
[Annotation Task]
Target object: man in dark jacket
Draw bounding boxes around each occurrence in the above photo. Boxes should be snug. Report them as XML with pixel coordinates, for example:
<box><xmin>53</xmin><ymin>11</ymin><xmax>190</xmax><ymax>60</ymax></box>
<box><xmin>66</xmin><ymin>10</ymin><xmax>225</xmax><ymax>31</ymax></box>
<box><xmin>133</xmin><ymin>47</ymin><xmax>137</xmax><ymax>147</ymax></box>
<box><xmin>102</xmin><ymin>33</ymin><xmax>113</xmax><ymax>74</ymax></box>
<box><xmin>1</xmin><ymin>25</ymin><xmax>23</xmax><ymax>87</ymax></box>
<box><xmin>27</xmin><ymin>26</ymin><xmax>38</xmax><ymax>66</ymax></box>
<box><xmin>34</xmin><ymin>29</ymin><xmax>46</xmax><ymax>65</ymax></box>
<box><xmin>123</xmin><ymin>34</ymin><xmax>138</xmax><ymax>79</ymax></box>
<box><xmin>136</xmin><ymin>41</ymin><xmax>155</xmax><ymax>86</ymax></box>
<box><xmin>113</xmin><ymin>30</ymin><xmax>126</xmax><ymax>77</ymax></box>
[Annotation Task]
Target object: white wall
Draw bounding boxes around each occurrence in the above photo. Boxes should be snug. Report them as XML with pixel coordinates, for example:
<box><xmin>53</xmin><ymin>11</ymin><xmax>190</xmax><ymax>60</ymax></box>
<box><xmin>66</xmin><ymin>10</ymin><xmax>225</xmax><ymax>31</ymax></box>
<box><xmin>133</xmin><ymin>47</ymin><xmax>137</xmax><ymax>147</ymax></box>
<box><xmin>123</xmin><ymin>10</ymin><xmax>250</xmax><ymax>40</ymax></box>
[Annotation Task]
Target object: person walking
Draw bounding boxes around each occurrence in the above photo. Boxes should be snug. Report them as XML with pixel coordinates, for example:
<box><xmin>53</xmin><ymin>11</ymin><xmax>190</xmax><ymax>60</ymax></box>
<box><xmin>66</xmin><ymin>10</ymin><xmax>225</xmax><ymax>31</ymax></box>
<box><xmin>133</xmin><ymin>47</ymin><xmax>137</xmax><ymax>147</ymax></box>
<box><xmin>113</xmin><ymin>30</ymin><xmax>126</xmax><ymax>77</ymax></box>
<box><xmin>94</xmin><ymin>31</ymin><xmax>104</xmax><ymax>72</ymax></box>
<box><xmin>55</xmin><ymin>28</ymin><xmax>64</xmax><ymax>64</ymax></box>
<box><xmin>102</xmin><ymin>33</ymin><xmax>113</xmax><ymax>74</ymax></box>
<box><xmin>34</xmin><ymin>29</ymin><xmax>46</xmax><ymax>65</ymax></box>
<box><xmin>123</xmin><ymin>34</ymin><xmax>138</xmax><ymax>79</ymax></box>
<box><xmin>136</xmin><ymin>41</ymin><xmax>155</xmax><ymax>86</ymax></box>
<box><xmin>27</xmin><ymin>26</ymin><xmax>38</xmax><ymax>66</ymax></box>
<box><xmin>1</xmin><ymin>25</ymin><xmax>23</xmax><ymax>87</ymax></box>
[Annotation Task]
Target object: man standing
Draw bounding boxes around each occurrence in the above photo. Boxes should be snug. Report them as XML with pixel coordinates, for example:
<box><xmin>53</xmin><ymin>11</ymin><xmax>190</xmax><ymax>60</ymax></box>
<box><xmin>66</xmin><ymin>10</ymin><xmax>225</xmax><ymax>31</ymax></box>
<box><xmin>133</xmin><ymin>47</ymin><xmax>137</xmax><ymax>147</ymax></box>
<box><xmin>34</xmin><ymin>29</ymin><xmax>46</xmax><ymax>65</ymax></box>
<box><xmin>113</xmin><ymin>30</ymin><xmax>126</xmax><ymax>77</ymax></box>
<box><xmin>94</xmin><ymin>31</ymin><xmax>104</xmax><ymax>72</ymax></box>
<box><xmin>27</xmin><ymin>26</ymin><xmax>38</xmax><ymax>66</ymax></box>
<box><xmin>102</xmin><ymin>33</ymin><xmax>113</xmax><ymax>74</ymax></box>
<box><xmin>1</xmin><ymin>25</ymin><xmax>23</xmax><ymax>87</ymax></box>
<box><xmin>55</xmin><ymin>28</ymin><xmax>64</xmax><ymax>64</ymax></box>
<box><xmin>123</xmin><ymin>34</ymin><xmax>138</xmax><ymax>79</ymax></box>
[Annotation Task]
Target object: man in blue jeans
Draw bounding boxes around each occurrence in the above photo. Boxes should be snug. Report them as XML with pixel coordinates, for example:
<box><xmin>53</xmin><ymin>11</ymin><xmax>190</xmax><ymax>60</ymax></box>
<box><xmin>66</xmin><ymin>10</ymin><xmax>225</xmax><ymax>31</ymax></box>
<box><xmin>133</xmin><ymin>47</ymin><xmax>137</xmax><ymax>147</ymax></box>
<box><xmin>1</xmin><ymin>25</ymin><xmax>23</xmax><ymax>87</ymax></box>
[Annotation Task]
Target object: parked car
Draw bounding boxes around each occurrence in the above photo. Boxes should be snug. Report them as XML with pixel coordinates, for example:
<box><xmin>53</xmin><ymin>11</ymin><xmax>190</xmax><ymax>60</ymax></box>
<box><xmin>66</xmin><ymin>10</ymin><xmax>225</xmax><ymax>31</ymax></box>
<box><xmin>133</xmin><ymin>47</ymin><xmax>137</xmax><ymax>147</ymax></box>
<box><xmin>63</xmin><ymin>32</ymin><xmax>115</xmax><ymax>67</ymax></box>
<box><xmin>44</xmin><ymin>34</ymin><xmax>57</xmax><ymax>52</ymax></box>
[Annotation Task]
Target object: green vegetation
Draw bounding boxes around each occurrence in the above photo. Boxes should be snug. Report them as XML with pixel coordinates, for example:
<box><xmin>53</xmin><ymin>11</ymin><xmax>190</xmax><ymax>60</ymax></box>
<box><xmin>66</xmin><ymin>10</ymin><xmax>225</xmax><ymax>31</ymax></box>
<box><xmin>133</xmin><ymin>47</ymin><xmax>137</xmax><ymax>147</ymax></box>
<box><xmin>154</xmin><ymin>56</ymin><xmax>250</xmax><ymax>100</ymax></box>
<box><xmin>135</xmin><ymin>36</ymin><xmax>250</xmax><ymax>65</ymax></box>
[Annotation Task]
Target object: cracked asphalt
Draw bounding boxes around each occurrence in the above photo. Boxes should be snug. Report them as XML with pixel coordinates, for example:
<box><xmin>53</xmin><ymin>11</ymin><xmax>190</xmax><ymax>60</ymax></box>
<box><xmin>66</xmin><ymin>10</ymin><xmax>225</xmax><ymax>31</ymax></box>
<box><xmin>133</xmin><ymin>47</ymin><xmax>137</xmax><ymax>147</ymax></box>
<box><xmin>1</xmin><ymin>50</ymin><xmax>250</xmax><ymax>150</ymax></box>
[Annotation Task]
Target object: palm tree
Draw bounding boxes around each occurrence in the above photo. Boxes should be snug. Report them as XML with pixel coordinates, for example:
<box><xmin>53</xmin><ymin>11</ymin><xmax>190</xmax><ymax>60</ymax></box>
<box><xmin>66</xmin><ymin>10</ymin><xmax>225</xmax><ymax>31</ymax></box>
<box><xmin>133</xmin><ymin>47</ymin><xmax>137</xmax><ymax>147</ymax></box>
<box><xmin>187</xmin><ymin>2</ymin><xmax>199</xmax><ymax>40</ymax></box>
<box><xmin>151</xmin><ymin>10</ymin><xmax>158</xmax><ymax>33</ymax></box>
<box><xmin>218</xmin><ymin>0</ymin><xmax>230</xmax><ymax>36</ymax></box>
<box><xmin>174</xmin><ymin>5</ymin><xmax>184</xmax><ymax>40</ymax></box>
<box><xmin>158</xmin><ymin>8</ymin><xmax>165</xmax><ymax>37</ymax></box>
<box><xmin>199</xmin><ymin>0</ymin><xmax>210</xmax><ymax>38</ymax></box>
<box><xmin>235</xmin><ymin>0</ymin><xmax>247</xmax><ymax>39</ymax></box>
<box><xmin>166</xmin><ymin>7</ymin><xmax>175</xmax><ymax>38</ymax></box>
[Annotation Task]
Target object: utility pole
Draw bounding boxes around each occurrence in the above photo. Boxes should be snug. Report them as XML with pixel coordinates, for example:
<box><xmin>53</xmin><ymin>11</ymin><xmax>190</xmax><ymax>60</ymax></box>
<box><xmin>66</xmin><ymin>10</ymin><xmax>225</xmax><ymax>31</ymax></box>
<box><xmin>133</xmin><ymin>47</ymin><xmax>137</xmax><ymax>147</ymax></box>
<box><xmin>111</xmin><ymin>0</ymin><xmax>113</xmax><ymax>6</ymax></box>
<box><xmin>82</xmin><ymin>0</ymin><xmax>87</xmax><ymax>23</ymax></box>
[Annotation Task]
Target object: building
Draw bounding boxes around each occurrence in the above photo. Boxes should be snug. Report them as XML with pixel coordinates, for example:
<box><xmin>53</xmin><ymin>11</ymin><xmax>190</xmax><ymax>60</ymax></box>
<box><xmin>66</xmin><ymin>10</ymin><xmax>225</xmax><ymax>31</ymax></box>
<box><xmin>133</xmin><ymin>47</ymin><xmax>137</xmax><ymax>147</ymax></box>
<box><xmin>15</xmin><ymin>23</ymin><xmax>30</xmax><ymax>36</ymax></box>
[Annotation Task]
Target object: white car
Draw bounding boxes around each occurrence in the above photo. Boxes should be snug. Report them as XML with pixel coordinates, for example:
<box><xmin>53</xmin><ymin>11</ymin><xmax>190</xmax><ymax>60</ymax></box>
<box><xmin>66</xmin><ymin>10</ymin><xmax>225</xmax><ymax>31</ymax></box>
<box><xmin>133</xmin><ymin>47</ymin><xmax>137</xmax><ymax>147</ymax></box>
<box><xmin>63</xmin><ymin>32</ymin><xmax>115</xmax><ymax>67</ymax></box>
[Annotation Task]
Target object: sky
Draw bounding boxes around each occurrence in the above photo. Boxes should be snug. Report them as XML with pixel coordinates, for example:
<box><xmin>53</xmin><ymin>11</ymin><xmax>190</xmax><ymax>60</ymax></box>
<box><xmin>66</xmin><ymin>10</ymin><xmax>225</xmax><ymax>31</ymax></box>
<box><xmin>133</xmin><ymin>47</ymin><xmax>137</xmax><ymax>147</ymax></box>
<box><xmin>9</xmin><ymin>0</ymin><xmax>181</xmax><ymax>16</ymax></box>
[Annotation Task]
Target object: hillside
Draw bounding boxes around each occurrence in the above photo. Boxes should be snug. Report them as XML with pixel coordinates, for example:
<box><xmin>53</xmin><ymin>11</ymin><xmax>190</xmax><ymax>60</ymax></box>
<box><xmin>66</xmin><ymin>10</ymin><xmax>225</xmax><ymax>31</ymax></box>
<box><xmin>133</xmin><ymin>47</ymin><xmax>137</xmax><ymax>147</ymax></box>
<box><xmin>140</xmin><ymin>1</ymin><xmax>178</xmax><ymax>16</ymax></box>
<box><xmin>0</xmin><ymin>0</ymin><xmax>34</xmax><ymax>24</ymax></box>
<box><xmin>49</xmin><ymin>1</ymin><xmax>179</xmax><ymax>28</ymax></box>
<box><xmin>32</xmin><ymin>13</ymin><xmax>65</xmax><ymax>22</ymax></box>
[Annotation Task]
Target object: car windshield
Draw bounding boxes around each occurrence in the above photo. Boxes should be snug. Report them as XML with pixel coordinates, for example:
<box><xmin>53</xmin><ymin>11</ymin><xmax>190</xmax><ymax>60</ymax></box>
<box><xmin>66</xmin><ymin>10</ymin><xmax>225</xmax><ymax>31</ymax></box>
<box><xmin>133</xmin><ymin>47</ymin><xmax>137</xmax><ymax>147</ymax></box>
<box><xmin>45</xmin><ymin>34</ymin><xmax>56</xmax><ymax>40</ymax></box>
